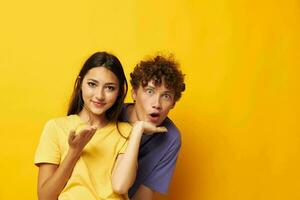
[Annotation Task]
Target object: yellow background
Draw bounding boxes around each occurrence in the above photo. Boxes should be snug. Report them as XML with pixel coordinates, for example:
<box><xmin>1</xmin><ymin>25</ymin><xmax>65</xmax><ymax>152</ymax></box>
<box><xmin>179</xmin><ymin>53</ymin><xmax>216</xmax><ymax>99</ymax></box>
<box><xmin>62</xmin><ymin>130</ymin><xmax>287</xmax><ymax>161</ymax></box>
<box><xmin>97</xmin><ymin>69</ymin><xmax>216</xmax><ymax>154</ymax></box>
<box><xmin>0</xmin><ymin>0</ymin><xmax>299</xmax><ymax>199</ymax></box>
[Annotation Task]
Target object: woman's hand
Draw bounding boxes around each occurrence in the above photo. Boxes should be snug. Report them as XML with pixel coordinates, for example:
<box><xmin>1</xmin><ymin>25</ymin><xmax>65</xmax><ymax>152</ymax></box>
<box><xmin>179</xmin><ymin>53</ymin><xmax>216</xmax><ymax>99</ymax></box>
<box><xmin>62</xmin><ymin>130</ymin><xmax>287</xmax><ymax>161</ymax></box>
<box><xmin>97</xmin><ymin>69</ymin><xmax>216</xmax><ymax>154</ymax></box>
<box><xmin>68</xmin><ymin>125</ymin><xmax>97</xmax><ymax>156</ymax></box>
<box><xmin>111</xmin><ymin>121</ymin><xmax>167</xmax><ymax>194</ymax></box>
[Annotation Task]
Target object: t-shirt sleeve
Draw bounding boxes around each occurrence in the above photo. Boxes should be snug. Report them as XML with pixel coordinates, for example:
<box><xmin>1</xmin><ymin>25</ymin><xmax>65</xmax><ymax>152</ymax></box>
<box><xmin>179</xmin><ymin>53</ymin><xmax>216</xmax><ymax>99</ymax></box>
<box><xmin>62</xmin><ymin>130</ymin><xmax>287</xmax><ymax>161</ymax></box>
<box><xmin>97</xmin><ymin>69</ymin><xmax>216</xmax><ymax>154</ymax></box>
<box><xmin>34</xmin><ymin>120</ymin><xmax>61</xmax><ymax>166</ymax></box>
<box><xmin>144</xmin><ymin>137</ymin><xmax>181</xmax><ymax>194</ymax></box>
<box><xmin>118</xmin><ymin>139</ymin><xmax>129</xmax><ymax>154</ymax></box>
<box><xmin>117</xmin><ymin>122</ymin><xmax>132</xmax><ymax>154</ymax></box>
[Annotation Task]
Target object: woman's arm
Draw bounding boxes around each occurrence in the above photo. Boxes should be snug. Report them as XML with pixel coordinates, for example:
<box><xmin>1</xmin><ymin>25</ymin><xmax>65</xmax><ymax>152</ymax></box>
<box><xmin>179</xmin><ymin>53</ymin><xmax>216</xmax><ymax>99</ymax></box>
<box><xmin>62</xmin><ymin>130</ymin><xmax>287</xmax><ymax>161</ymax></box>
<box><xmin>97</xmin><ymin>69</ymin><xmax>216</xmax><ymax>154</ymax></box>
<box><xmin>37</xmin><ymin>127</ymin><xmax>96</xmax><ymax>200</ymax></box>
<box><xmin>38</xmin><ymin>149</ymin><xmax>81</xmax><ymax>200</ymax></box>
<box><xmin>111</xmin><ymin>121</ymin><xmax>167</xmax><ymax>194</ymax></box>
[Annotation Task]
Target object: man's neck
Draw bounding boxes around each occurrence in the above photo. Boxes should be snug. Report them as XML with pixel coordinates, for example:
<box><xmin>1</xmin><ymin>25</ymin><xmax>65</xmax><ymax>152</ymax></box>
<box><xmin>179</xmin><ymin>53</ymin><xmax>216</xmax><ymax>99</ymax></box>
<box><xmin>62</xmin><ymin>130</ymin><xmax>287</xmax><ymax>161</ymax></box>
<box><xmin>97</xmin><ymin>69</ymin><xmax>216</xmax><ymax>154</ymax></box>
<box><xmin>126</xmin><ymin>104</ymin><xmax>139</xmax><ymax>124</ymax></box>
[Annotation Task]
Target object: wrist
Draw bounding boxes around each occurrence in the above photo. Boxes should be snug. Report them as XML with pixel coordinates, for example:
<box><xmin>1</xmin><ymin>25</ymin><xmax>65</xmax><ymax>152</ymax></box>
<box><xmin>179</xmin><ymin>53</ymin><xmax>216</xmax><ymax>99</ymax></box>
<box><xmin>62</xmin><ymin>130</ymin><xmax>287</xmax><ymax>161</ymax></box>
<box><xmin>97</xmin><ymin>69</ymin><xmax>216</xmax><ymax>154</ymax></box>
<box><xmin>67</xmin><ymin>148</ymin><xmax>81</xmax><ymax>160</ymax></box>
<box><xmin>131</xmin><ymin>121</ymin><xmax>144</xmax><ymax>137</ymax></box>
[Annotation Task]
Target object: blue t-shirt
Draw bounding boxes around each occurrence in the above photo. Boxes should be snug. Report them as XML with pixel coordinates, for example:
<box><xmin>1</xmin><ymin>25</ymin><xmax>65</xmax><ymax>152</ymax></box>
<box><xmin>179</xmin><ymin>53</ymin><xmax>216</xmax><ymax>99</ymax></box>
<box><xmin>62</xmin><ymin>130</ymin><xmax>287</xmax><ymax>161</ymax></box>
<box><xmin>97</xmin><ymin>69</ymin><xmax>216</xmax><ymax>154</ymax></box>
<box><xmin>120</xmin><ymin>103</ymin><xmax>181</xmax><ymax>197</ymax></box>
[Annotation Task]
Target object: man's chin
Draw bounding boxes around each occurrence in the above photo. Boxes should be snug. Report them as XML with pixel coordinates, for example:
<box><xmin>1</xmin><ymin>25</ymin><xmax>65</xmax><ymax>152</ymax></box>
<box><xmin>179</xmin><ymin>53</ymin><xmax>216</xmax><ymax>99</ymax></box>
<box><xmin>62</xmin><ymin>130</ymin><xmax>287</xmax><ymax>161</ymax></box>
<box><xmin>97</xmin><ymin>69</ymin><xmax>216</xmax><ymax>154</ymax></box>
<box><xmin>147</xmin><ymin>118</ymin><xmax>162</xmax><ymax>126</ymax></box>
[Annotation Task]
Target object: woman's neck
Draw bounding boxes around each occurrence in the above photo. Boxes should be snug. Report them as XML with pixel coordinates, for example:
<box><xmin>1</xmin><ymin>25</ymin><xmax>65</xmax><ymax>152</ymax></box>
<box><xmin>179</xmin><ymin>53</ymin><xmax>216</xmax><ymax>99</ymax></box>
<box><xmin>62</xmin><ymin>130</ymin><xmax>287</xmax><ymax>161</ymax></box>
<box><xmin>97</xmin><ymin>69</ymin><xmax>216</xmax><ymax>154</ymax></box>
<box><xmin>78</xmin><ymin>108</ymin><xmax>109</xmax><ymax>129</ymax></box>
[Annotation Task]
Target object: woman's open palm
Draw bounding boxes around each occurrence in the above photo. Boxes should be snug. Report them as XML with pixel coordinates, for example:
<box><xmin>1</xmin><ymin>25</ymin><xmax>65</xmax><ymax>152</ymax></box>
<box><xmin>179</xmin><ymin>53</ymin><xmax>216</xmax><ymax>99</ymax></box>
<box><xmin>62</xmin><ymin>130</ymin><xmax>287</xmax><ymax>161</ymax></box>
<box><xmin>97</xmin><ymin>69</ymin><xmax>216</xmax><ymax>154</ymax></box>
<box><xmin>68</xmin><ymin>126</ymin><xmax>97</xmax><ymax>152</ymax></box>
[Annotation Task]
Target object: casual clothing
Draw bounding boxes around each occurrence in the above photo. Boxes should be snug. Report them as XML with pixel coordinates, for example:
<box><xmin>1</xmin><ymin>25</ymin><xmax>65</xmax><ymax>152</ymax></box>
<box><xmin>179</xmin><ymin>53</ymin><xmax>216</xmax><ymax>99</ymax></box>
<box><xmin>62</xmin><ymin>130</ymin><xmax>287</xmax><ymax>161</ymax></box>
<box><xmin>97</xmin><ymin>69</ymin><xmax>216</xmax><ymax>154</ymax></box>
<box><xmin>34</xmin><ymin>115</ymin><xmax>131</xmax><ymax>200</ymax></box>
<box><xmin>120</xmin><ymin>104</ymin><xmax>181</xmax><ymax>197</ymax></box>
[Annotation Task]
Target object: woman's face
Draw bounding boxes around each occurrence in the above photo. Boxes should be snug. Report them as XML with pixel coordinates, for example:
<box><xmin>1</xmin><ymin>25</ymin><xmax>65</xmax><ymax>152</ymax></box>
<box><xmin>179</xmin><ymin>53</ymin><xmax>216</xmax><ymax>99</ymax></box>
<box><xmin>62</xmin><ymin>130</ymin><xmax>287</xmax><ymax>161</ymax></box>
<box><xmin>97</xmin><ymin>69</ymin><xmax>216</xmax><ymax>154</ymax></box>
<box><xmin>81</xmin><ymin>66</ymin><xmax>119</xmax><ymax>118</ymax></box>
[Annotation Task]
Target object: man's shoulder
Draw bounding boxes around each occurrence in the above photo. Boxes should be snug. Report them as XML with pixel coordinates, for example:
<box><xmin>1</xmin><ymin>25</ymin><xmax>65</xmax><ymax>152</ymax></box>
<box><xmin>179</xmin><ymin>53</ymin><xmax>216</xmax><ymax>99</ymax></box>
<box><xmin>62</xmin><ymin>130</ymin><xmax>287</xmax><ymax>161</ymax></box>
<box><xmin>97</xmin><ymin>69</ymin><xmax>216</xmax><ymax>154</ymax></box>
<box><xmin>162</xmin><ymin>117</ymin><xmax>181</xmax><ymax>143</ymax></box>
<box><xmin>119</xmin><ymin>103</ymin><xmax>132</xmax><ymax>122</ymax></box>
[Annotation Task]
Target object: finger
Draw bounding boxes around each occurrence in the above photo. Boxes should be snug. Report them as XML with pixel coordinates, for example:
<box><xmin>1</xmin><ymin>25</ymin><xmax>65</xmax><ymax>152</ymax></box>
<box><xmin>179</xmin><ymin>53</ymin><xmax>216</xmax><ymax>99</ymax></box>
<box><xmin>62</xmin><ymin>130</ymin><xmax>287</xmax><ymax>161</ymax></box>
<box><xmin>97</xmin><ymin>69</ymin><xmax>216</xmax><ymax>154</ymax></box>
<box><xmin>81</xmin><ymin>125</ymin><xmax>96</xmax><ymax>134</ymax></box>
<box><xmin>90</xmin><ymin>125</ymin><xmax>97</xmax><ymax>130</ymax></box>
<box><xmin>68</xmin><ymin>130</ymin><xmax>76</xmax><ymax>144</ymax></box>
<box><xmin>80</xmin><ymin>129</ymin><xmax>90</xmax><ymax>139</ymax></box>
<box><xmin>80</xmin><ymin>128</ymin><xmax>96</xmax><ymax>141</ymax></box>
<box><xmin>86</xmin><ymin>126</ymin><xmax>96</xmax><ymax>136</ymax></box>
<box><xmin>156</xmin><ymin>126</ymin><xmax>168</xmax><ymax>133</ymax></box>
<box><xmin>89</xmin><ymin>125</ymin><xmax>97</xmax><ymax>133</ymax></box>
<box><xmin>86</xmin><ymin>130</ymin><xmax>96</xmax><ymax>141</ymax></box>
<box><xmin>87</xmin><ymin>128</ymin><xmax>96</xmax><ymax>138</ymax></box>
<box><xmin>79</xmin><ymin>127</ymin><xmax>91</xmax><ymax>135</ymax></box>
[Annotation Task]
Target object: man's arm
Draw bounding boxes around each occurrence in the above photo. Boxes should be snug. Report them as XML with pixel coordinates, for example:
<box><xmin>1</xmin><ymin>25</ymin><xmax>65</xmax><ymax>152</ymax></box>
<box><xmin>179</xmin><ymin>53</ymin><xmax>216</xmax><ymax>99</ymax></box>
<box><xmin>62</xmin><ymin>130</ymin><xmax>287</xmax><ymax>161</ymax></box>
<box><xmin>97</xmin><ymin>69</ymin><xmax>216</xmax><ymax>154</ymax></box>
<box><xmin>131</xmin><ymin>184</ymin><xmax>155</xmax><ymax>200</ymax></box>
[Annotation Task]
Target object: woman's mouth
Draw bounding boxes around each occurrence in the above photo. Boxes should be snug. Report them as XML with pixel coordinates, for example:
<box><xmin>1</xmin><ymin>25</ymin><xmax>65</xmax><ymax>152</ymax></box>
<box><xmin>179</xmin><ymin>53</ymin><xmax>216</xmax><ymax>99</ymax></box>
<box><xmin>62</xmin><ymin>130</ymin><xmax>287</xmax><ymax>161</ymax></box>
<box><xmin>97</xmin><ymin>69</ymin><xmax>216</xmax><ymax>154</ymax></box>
<box><xmin>92</xmin><ymin>100</ymin><xmax>106</xmax><ymax>107</ymax></box>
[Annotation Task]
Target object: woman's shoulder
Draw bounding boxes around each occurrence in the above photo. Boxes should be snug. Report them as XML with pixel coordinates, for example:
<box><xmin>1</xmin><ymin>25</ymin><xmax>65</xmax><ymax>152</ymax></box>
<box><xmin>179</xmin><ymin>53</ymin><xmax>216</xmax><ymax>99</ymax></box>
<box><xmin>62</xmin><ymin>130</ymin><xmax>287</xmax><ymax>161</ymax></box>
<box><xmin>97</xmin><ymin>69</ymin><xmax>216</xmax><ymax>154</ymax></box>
<box><xmin>44</xmin><ymin>115</ymin><xmax>81</xmax><ymax>132</ymax></box>
<box><xmin>117</xmin><ymin>121</ymin><xmax>132</xmax><ymax>128</ymax></box>
<box><xmin>46</xmin><ymin>115</ymin><xmax>77</xmax><ymax>124</ymax></box>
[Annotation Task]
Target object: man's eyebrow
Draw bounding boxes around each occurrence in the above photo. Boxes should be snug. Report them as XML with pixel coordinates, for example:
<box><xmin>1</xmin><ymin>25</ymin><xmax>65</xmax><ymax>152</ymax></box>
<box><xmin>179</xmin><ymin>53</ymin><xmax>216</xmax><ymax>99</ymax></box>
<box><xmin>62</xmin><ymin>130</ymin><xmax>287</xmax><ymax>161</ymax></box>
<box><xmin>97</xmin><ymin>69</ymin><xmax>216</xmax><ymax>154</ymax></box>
<box><xmin>144</xmin><ymin>85</ymin><xmax>155</xmax><ymax>89</ymax></box>
<box><xmin>163</xmin><ymin>90</ymin><xmax>175</xmax><ymax>95</ymax></box>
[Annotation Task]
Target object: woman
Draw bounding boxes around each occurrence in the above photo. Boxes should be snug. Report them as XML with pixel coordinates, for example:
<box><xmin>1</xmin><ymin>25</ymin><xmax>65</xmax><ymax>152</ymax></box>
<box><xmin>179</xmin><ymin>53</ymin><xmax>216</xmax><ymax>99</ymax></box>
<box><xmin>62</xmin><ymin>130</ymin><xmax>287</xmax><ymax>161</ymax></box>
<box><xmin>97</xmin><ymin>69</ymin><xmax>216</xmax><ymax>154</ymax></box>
<box><xmin>34</xmin><ymin>52</ymin><xmax>166</xmax><ymax>200</ymax></box>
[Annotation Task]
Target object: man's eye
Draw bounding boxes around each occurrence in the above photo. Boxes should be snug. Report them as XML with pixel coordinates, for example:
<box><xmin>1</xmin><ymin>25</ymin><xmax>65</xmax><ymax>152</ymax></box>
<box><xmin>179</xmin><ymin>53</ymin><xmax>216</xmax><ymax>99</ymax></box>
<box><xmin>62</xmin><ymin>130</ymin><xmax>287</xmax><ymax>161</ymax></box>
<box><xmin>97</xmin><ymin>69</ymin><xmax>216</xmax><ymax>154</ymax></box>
<box><xmin>163</xmin><ymin>94</ymin><xmax>170</xmax><ymax>100</ymax></box>
<box><xmin>146</xmin><ymin>89</ymin><xmax>153</xmax><ymax>94</ymax></box>
<box><xmin>88</xmin><ymin>82</ymin><xmax>96</xmax><ymax>87</ymax></box>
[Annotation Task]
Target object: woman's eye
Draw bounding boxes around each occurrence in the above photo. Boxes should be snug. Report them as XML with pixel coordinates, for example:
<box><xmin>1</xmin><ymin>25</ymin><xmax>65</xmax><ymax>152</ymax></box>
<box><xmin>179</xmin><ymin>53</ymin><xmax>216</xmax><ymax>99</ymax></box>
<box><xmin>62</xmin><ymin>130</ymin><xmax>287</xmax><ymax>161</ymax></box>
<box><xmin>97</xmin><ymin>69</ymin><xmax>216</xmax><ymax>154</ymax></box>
<box><xmin>105</xmin><ymin>86</ymin><xmax>115</xmax><ymax>91</ymax></box>
<box><xmin>88</xmin><ymin>82</ymin><xmax>96</xmax><ymax>87</ymax></box>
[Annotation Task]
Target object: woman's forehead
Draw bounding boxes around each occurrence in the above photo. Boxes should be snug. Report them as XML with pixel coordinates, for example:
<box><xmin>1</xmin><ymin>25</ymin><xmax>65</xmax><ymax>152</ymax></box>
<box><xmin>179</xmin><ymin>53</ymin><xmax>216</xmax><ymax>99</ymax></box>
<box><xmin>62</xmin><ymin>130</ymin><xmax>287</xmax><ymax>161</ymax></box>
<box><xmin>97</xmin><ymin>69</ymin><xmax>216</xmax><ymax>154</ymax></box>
<box><xmin>85</xmin><ymin>67</ymin><xmax>118</xmax><ymax>83</ymax></box>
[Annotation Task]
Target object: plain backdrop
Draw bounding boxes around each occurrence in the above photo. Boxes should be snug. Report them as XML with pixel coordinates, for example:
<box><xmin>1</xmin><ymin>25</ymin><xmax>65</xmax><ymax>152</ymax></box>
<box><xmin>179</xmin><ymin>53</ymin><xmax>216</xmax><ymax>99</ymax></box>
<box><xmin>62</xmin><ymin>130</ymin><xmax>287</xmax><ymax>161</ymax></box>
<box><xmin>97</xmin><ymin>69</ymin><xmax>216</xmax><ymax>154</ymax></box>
<box><xmin>0</xmin><ymin>0</ymin><xmax>299</xmax><ymax>199</ymax></box>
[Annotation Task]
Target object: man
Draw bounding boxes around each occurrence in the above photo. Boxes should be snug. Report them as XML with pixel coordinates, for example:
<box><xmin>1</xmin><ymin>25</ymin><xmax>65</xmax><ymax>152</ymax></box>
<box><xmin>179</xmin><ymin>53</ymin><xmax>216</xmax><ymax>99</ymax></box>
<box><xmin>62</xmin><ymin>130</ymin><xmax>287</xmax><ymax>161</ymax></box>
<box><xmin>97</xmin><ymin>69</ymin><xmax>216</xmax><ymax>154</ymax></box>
<box><xmin>120</xmin><ymin>54</ymin><xmax>186</xmax><ymax>199</ymax></box>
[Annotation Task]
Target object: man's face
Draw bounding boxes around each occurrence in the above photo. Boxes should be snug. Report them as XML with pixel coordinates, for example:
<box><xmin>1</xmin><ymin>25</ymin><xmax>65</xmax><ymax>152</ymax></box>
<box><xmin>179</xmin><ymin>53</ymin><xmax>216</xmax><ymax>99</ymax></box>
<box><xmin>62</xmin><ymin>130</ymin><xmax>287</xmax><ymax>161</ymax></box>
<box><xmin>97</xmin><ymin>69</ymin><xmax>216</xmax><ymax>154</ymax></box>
<box><xmin>132</xmin><ymin>79</ymin><xmax>175</xmax><ymax>125</ymax></box>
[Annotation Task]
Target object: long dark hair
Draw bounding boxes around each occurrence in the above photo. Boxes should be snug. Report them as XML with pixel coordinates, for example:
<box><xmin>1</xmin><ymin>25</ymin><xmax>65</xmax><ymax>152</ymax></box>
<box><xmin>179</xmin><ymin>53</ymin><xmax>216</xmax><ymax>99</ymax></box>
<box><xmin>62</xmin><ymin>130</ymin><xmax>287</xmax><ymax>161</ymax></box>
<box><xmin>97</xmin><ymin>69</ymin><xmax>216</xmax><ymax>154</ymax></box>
<box><xmin>67</xmin><ymin>52</ymin><xmax>128</xmax><ymax>123</ymax></box>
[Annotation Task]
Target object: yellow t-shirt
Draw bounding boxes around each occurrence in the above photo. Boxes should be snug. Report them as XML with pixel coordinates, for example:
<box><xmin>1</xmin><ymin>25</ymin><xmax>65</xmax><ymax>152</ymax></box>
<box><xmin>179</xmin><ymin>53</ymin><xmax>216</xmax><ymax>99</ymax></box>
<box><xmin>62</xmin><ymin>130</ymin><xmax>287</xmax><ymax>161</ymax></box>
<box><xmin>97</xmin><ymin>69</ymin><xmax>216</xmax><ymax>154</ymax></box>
<box><xmin>34</xmin><ymin>115</ymin><xmax>132</xmax><ymax>200</ymax></box>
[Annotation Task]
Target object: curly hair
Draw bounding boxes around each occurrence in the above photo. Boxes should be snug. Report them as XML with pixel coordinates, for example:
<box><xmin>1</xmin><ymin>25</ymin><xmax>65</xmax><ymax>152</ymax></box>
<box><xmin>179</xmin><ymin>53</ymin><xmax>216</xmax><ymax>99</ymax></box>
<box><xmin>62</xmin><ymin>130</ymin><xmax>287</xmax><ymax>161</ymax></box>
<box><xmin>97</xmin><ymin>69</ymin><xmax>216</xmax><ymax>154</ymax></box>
<box><xmin>130</xmin><ymin>54</ymin><xmax>185</xmax><ymax>102</ymax></box>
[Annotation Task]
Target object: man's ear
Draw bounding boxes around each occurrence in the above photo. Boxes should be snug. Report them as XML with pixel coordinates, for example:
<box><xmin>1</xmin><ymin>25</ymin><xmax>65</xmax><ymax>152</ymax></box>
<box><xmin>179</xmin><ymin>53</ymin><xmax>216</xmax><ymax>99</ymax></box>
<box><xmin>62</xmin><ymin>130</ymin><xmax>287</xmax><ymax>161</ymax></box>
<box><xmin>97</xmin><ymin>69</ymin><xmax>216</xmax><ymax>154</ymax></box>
<box><xmin>131</xmin><ymin>89</ymin><xmax>137</xmax><ymax>101</ymax></box>
<box><xmin>171</xmin><ymin>102</ymin><xmax>176</xmax><ymax>109</ymax></box>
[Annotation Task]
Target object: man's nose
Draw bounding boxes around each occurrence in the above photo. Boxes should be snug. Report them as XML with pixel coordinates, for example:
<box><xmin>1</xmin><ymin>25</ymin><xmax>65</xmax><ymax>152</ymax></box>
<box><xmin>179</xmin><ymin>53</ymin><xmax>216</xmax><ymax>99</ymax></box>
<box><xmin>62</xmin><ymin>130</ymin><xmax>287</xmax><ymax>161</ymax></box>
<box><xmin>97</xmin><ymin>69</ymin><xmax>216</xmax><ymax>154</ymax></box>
<box><xmin>152</xmin><ymin>95</ymin><xmax>162</xmax><ymax>110</ymax></box>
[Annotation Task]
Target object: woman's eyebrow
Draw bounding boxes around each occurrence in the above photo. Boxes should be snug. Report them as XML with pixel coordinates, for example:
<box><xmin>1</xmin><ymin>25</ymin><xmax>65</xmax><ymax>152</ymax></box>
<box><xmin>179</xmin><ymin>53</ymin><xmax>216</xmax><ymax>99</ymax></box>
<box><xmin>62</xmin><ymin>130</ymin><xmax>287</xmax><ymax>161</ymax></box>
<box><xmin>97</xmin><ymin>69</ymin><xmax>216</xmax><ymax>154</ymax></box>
<box><xmin>87</xmin><ymin>78</ymin><xmax>99</xmax><ymax>83</ymax></box>
<box><xmin>104</xmin><ymin>82</ymin><xmax>118</xmax><ymax>85</ymax></box>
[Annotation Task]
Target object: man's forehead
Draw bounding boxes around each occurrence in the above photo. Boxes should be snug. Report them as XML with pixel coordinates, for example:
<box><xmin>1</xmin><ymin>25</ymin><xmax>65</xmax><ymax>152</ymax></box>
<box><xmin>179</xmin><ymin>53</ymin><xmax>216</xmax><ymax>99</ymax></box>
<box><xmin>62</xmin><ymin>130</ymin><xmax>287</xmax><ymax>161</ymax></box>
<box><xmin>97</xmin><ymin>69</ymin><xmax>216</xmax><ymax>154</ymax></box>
<box><xmin>146</xmin><ymin>80</ymin><xmax>160</xmax><ymax>88</ymax></box>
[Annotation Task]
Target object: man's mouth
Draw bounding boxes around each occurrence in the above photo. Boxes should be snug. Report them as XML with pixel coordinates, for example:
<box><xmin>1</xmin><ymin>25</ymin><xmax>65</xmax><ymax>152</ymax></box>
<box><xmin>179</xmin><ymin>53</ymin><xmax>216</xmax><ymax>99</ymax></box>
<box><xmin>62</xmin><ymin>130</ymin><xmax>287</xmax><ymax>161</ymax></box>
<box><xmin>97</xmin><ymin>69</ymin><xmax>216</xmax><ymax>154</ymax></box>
<box><xmin>150</xmin><ymin>113</ymin><xmax>160</xmax><ymax>117</ymax></box>
<box><xmin>148</xmin><ymin>113</ymin><xmax>160</xmax><ymax>122</ymax></box>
